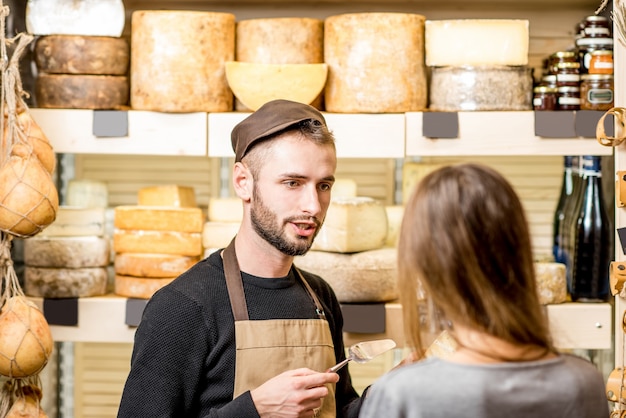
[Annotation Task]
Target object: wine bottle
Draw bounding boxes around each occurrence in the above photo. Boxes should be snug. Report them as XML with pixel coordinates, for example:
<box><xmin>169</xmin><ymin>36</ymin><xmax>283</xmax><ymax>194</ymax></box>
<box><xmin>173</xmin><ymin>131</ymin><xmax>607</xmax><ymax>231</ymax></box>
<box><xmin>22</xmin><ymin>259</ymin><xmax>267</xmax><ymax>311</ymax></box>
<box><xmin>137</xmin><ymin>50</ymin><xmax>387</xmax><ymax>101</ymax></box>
<box><xmin>569</xmin><ymin>155</ymin><xmax>611</xmax><ymax>302</ymax></box>
<box><xmin>558</xmin><ymin>156</ymin><xmax>581</xmax><ymax>282</ymax></box>
<box><xmin>553</xmin><ymin>156</ymin><xmax>575</xmax><ymax>264</ymax></box>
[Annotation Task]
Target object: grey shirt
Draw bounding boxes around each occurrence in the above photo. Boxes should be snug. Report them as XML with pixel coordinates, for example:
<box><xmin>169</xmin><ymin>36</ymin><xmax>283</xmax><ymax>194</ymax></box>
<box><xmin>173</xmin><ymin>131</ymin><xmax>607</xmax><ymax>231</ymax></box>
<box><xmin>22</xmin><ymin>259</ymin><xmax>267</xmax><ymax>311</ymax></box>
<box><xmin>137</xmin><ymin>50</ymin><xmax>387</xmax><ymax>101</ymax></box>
<box><xmin>360</xmin><ymin>353</ymin><xmax>609</xmax><ymax>418</ymax></box>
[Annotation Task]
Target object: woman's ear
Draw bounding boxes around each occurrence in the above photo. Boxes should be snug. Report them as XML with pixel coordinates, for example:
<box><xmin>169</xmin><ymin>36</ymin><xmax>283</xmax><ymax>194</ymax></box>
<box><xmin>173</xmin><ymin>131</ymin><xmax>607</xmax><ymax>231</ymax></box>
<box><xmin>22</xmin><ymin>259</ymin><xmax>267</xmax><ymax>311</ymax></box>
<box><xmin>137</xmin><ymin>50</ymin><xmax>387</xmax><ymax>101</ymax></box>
<box><xmin>233</xmin><ymin>162</ymin><xmax>252</xmax><ymax>202</ymax></box>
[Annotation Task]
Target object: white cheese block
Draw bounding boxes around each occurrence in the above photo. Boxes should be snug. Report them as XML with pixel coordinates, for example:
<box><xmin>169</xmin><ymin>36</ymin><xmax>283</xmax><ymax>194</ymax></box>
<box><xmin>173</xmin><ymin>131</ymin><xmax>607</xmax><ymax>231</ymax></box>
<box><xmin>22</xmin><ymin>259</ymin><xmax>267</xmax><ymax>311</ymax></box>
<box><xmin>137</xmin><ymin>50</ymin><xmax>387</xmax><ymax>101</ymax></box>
<box><xmin>24</xmin><ymin>266</ymin><xmax>108</xmax><ymax>298</ymax></box>
<box><xmin>39</xmin><ymin>206</ymin><xmax>106</xmax><ymax>237</ymax></box>
<box><xmin>312</xmin><ymin>197</ymin><xmax>387</xmax><ymax>253</ymax></box>
<box><xmin>296</xmin><ymin>248</ymin><xmax>398</xmax><ymax>302</ymax></box>
<box><xmin>535</xmin><ymin>262</ymin><xmax>567</xmax><ymax>304</ymax></box>
<box><xmin>67</xmin><ymin>179</ymin><xmax>109</xmax><ymax>208</ymax></box>
<box><xmin>113</xmin><ymin>229</ymin><xmax>202</xmax><ymax>256</ymax></box>
<box><xmin>115</xmin><ymin>275</ymin><xmax>175</xmax><ymax>299</ymax></box>
<box><xmin>24</xmin><ymin>236</ymin><xmax>110</xmax><ymax>268</ymax></box>
<box><xmin>332</xmin><ymin>178</ymin><xmax>357</xmax><ymax>198</ymax></box>
<box><xmin>114</xmin><ymin>206</ymin><xmax>204</xmax><ymax>233</ymax></box>
<box><xmin>114</xmin><ymin>253</ymin><xmax>199</xmax><ymax>278</ymax></box>
<box><xmin>425</xmin><ymin>19</ymin><xmax>529</xmax><ymax>66</ymax></box>
<box><xmin>26</xmin><ymin>0</ymin><xmax>125</xmax><ymax>37</ymax></box>
<box><xmin>202</xmin><ymin>221</ymin><xmax>240</xmax><ymax>249</ymax></box>
<box><xmin>137</xmin><ymin>185</ymin><xmax>197</xmax><ymax>208</ymax></box>
<box><xmin>207</xmin><ymin>197</ymin><xmax>243</xmax><ymax>222</ymax></box>
<box><xmin>384</xmin><ymin>205</ymin><xmax>404</xmax><ymax>247</ymax></box>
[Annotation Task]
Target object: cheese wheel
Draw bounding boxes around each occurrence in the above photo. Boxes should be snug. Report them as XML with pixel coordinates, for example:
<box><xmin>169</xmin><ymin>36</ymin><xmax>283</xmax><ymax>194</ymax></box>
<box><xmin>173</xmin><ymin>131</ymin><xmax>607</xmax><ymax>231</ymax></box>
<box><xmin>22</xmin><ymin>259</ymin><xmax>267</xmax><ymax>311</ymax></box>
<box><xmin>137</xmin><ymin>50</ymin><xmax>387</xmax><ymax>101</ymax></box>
<box><xmin>332</xmin><ymin>178</ymin><xmax>357</xmax><ymax>198</ymax></box>
<box><xmin>67</xmin><ymin>179</ymin><xmax>109</xmax><ymax>208</ymax></box>
<box><xmin>296</xmin><ymin>248</ymin><xmax>398</xmax><ymax>303</ymax></box>
<box><xmin>535</xmin><ymin>262</ymin><xmax>567</xmax><ymax>304</ymax></box>
<box><xmin>114</xmin><ymin>206</ymin><xmax>204</xmax><ymax>233</ymax></box>
<box><xmin>115</xmin><ymin>275</ymin><xmax>175</xmax><ymax>299</ymax></box>
<box><xmin>202</xmin><ymin>221</ymin><xmax>239</xmax><ymax>249</ymax></box>
<box><xmin>425</xmin><ymin>19</ymin><xmax>529</xmax><ymax>66</ymax></box>
<box><xmin>34</xmin><ymin>35</ymin><xmax>130</xmax><ymax>75</ymax></box>
<box><xmin>24</xmin><ymin>236</ymin><xmax>110</xmax><ymax>268</ymax></box>
<box><xmin>24</xmin><ymin>266</ymin><xmax>108</xmax><ymax>298</ymax></box>
<box><xmin>35</xmin><ymin>74</ymin><xmax>129</xmax><ymax>109</ymax></box>
<box><xmin>113</xmin><ymin>229</ymin><xmax>202</xmax><ymax>256</ymax></box>
<box><xmin>312</xmin><ymin>197</ymin><xmax>388</xmax><ymax>253</ymax></box>
<box><xmin>384</xmin><ymin>205</ymin><xmax>404</xmax><ymax>247</ymax></box>
<box><xmin>402</xmin><ymin>162</ymin><xmax>443</xmax><ymax>204</ymax></box>
<box><xmin>114</xmin><ymin>253</ymin><xmax>199</xmax><ymax>278</ymax></box>
<box><xmin>207</xmin><ymin>197</ymin><xmax>243</xmax><ymax>222</ymax></box>
<box><xmin>39</xmin><ymin>206</ymin><xmax>106</xmax><ymax>237</ymax></box>
<box><xmin>324</xmin><ymin>13</ymin><xmax>427</xmax><ymax>113</ymax></box>
<box><xmin>130</xmin><ymin>10</ymin><xmax>235</xmax><ymax>112</ymax></box>
<box><xmin>137</xmin><ymin>185</ymin><xmax>197</xmax><ymax>208</ymax></box>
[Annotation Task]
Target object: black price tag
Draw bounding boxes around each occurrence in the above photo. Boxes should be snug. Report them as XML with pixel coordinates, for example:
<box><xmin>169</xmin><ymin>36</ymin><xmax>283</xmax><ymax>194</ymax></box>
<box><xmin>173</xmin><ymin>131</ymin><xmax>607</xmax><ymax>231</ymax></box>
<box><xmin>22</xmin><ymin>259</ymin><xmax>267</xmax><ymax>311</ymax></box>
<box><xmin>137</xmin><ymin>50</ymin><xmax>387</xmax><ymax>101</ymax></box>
<box><xmin>43</xmin><ymin>298</ymin><xmax>79</xmax><ymax>326</ymax></box>
<box><xmin>341</xmin><ymin>303</ymin><xmax>386</xmax><ymax>334</ymax></box>
<box><xmin>125</xmin><ymin>298</ymin><xmax>148</xmax><ymax>327</ymax></box>
<box><xmin>93</xmin><ymin>110</ymin><xmax>129</xmax><ymax>137</ymax></box>
<box><xmin>422</xmin><ymin>112</ymin><xmax>459</xmax><ymax>139</ymax></box>
<box><xmin>534</xmin><ymin>111</ymin><xmax>576</xmax><ymax>138</ymax></box>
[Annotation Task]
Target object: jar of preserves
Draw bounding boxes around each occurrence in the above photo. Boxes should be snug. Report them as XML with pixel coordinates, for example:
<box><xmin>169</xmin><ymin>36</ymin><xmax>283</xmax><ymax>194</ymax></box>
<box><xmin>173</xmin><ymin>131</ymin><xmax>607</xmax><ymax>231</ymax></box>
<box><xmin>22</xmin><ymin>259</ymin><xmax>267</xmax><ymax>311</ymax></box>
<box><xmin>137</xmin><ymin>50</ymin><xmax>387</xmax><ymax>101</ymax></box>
<box><xmin>557</xmin><ymin>86</ymin><xmax>580</xmax><ymax>110</ymax></box>
<box><xmin>576</xmin><ymin>37</ymin><xmax>613</xmax><ymax>74</ymax></box>
<box><xmin>589</xmin><ymin>50</ymin><xmax>613</xmax><ymax>74</ymax></box>
<box><xmin>548</xmin><ymin>51</ymin><xmax>577</xmax><ymax>74</ymax></box>
<box><xmin>555</xmin><ymin>61</ymin><xmax>580</xmax><ymax>87</ymax></box>
<box><xmin>581</xmin><ymin>15</ymin><xmax>612</xmax><ymax>38</ymax></box>
<box><xmin>580</xmin><ymin>74</ymin><xmax>613</xmax><ymax>110</ymax></box>
<box><xmin>541</xmin><ymin>74</ymin><xmax>557</xmax><ymax>89</ymax></box>
<box><xmin>533</xmin><ymin>86</ymin><xmax>558</xmax><ymax>110</ymax></box>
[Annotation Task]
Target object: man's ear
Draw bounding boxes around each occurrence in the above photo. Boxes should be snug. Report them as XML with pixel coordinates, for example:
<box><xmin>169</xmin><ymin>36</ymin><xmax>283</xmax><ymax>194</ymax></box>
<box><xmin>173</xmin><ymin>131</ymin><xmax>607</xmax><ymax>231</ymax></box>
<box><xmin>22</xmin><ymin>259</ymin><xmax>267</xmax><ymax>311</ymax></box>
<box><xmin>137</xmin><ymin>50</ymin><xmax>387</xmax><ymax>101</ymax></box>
<box><xmin>233</xmin><ymin>162</ymin><xmax>252</xmax><ymax>202</ymax></box>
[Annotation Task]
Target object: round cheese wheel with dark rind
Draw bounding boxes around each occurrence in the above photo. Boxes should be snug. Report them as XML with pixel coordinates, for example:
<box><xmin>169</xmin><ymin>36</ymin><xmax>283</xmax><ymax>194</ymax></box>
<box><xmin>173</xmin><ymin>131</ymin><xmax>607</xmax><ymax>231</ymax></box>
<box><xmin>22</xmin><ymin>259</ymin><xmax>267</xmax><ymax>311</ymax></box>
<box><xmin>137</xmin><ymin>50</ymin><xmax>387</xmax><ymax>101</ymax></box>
<box><xmin>35</xmin><ymin>74</ymin><xmax>129</xmax><ymax>109</ymax></box>
<box><xmin>23</xmin><ymin>266</ymin><xmax>108</xmax><ymax>298</ymax></box>
<box><xmin>34</xmin><ymin>35</ymin><xmax>130</xmax><ymax>75</ymax></box>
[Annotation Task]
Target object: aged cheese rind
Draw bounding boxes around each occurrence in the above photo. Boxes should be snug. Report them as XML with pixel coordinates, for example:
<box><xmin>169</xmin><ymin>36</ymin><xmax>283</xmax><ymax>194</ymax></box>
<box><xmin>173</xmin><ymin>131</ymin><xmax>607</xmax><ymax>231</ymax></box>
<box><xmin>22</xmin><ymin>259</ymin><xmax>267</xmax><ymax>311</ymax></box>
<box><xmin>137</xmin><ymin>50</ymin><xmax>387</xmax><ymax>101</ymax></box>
<box><xmin>208</xmin><ymin>197</ymin><xmax>243</xmax><ymax>222</ymax></box>
<box><xmin>535</xmin><ymin>262</ymin><xmax>567</xmax><ymax>304</ymax></box>
<box><xmin>131</xmin><ymin>10</ymin><xmax>235</xmax><ymax>112</ymax></box>
<box><xmin>114</xmin><ymin>253</ymin><xmax>199</xmax><ymax>278</ymax></box>
<box><xmin>113</xmin><ymin>229</ymin><xmax>202</xmax><ymax>256</ymax></box>
<box><xmin>24</xmin><ymin>236</ymin><xmax>110</xmax><ymax>268</ymax></box>
<box><xmin>114</xmin><ymin>206</ymin><xmax>204</xmax><ymax>233</ymax></box>
<box><xmin>67</xmin><ymin>179</ymin><xmax>109</xmax><ymax>208</ymax></box>
<box><xmin>296</xmin><ymin>248</ymin><xmax>398</xmax><ymax>302</ymax></box>
<box><xmin>137</xmin><ymin>185</ymin><xmax>197</xmax><ymax>208</ymax></box>
<box><xmin>39</xmin><ymin>206</ymin><xmax>106</xmax><ymax>237</ymax></box>
<box><xmin>425</xmin><ymin>19</ymin><xmax>529</xmax><ymax>66</ymax></box>
<box><xmin>24</xmin><ymin>266</ymin><xmax>108</xmax><ymax>298</ymax></box>
<box><xmin>115</xmin><ymin>275</ymin><xmax>175</xmax><ymax>299</ymax></box>
<box><xmin>312</xmin><ymin>197</ymin><xmax>388</xmax><ymax>253</ymax></box>
<box><xmin>34</xmin><ymin>35</ymin><xmax>130</xmax><ymax>75</ymax></box>
<box><xmin>35</xmin><ymin>74</ymin><xmax>129</xmax><ymax>110</ymax></box>
<box><xmin>324</xmin><ymin>12</ymin><xmax>427</xmax><ymax>113</ymax></box>
<box><xmin>202</xmin><ymin>221</ymin><xmax>239</xmax><ymax>249</ymax></box>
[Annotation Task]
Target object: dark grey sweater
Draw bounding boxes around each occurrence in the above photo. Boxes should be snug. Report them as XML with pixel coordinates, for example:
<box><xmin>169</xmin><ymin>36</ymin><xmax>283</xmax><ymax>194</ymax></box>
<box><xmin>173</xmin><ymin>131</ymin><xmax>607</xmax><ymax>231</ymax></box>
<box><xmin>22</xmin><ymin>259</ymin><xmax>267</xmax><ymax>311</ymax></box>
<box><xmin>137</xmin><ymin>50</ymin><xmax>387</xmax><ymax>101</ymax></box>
<box><xmin>117</xmin><ymin>250</ymin><xmax>363</xmax><ymax>418</ymax></box>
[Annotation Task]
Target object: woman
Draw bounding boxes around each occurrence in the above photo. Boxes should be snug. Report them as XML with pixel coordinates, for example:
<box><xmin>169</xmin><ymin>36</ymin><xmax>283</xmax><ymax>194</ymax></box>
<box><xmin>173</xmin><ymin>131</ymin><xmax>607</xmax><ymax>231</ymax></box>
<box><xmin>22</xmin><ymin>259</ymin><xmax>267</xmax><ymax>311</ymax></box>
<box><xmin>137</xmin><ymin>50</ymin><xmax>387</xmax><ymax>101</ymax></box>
<box><xmin>360</xmin><ymin>163</ymin><xmax>609</xmax><ymax>418</ymax></box>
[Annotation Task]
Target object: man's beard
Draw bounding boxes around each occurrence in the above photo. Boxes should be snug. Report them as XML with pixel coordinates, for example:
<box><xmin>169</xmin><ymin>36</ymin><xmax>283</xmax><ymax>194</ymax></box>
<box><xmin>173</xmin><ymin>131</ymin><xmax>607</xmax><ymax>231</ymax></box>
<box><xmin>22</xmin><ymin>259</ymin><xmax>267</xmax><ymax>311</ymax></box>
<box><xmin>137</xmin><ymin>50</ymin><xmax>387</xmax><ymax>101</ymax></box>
<box><xmin>250</xmin><ymin>191</ymin><xmax>321</xmax><ymax>256</ymax></box>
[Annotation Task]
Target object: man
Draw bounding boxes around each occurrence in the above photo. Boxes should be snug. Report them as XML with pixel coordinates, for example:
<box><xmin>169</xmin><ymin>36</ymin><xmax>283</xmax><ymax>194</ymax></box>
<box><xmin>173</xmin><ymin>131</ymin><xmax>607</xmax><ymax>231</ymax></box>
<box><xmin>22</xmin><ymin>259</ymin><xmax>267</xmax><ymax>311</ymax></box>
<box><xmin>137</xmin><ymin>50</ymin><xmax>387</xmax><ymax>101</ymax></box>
<box><xmin>117</xmin><ymin>99</ymin><xmax>363</xmax><ymax>417</ymax></box>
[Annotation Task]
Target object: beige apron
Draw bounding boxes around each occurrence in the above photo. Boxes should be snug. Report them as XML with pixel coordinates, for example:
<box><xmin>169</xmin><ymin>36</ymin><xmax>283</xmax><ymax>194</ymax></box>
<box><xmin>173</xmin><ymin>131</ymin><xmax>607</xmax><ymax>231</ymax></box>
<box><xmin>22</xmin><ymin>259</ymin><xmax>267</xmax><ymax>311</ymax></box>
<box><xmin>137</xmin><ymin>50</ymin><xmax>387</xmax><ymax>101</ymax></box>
<box><xmin>223</xmin><ymin>239</ymin><xmax>337</xmax><ymax>417</ymax></box>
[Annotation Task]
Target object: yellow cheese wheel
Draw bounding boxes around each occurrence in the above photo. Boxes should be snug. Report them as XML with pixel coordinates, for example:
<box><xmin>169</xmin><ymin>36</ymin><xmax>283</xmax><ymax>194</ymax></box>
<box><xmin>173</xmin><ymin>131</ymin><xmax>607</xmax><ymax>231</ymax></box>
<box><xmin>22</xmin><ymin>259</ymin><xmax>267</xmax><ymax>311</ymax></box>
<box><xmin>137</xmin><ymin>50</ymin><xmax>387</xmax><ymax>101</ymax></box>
<box><xmin>324</xmin><ymin>12</ymin><xmax>428</xmax><ymax>113</ymax></box>
<box><xmin>130</xmin><ymin>10</ymin><xmax>235</xmax><ymax>112</ymax></box>
<box><xmin>114</xmin><ymin>253</ymin><xmax>199</xmax><ymax>278</ymax></box>
<box><xmin>137</xmin><ymin>185</ymin><xmax>197</xmax><ymax>208</ymax></box>
<box><xmin>115</xmin><ymin>275</ymin><xmax>175</xmax><ymax>299</ymax></box>
<box><xmin>113</xmin><ymin>229</ymin><xmax>202</xmax><ymax>256</ymax></box>
<box><xmin>35</xmin><ymin>73</ymin><xmax>129</xmax><ymax>109</ymax></box>
<box><xmin>114</xmin><ymin>206</ymin><xmax>204</xmax><ymax>233</ymax></box>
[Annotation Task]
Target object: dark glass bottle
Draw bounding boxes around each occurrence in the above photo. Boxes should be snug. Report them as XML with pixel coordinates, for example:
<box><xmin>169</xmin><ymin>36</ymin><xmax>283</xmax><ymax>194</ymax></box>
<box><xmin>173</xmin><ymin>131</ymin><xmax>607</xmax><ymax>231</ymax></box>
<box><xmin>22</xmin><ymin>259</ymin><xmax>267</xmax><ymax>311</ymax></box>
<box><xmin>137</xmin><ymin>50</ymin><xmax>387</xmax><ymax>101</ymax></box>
<box><xmin>559</xmin><ymin>156</ymin><xmax>581</xmax><ymax>280</ymax></box>
<box><xmin>553</xmin><ymin>156</ymin><xmax>575</xmax><ymax>264</ymax></box>
<box><xmin>569</xmin><ymin>155</ymin><xmax>611</xmax><ymax>302</ymax></box>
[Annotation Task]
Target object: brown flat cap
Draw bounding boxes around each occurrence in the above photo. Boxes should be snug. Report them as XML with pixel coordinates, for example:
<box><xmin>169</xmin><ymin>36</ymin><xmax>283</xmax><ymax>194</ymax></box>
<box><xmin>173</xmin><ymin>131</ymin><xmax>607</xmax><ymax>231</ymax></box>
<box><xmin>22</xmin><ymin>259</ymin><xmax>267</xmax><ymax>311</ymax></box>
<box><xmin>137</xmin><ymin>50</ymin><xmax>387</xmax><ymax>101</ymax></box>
<box><xmin>231</xmin><ymin>99</ymin><xmax>327</xmax><ymax>162</ymax></box>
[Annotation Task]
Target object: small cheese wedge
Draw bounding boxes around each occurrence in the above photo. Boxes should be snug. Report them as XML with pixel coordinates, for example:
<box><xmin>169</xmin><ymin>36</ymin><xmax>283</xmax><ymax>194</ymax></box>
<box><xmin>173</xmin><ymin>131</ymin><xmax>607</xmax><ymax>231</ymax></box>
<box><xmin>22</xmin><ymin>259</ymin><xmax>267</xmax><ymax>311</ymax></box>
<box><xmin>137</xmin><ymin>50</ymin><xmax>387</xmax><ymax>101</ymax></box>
<box><xmin>202</xmin><ymin>221</ymin><xmax>240</xmax><ymax>249</ymax></box>
<box><xmin>24</xmin><ymin>236</ymin><xmax>110</xmax><ymax>268</ymax></box>
<box><xmin>113</xmin><ymin>229</ymin><xmax>202</xmax><ymax>256</ymax></box>
<box><xmin>225</xmin><ymin>61</ymin><xmax>328</xmax><ymax>111</ymax></box>
<box><xmin>137</xmin><ymin>185</ymin><xmax>198</xmax><ymax>208</ymax></box>
<box><xmin>312</xmin><ymin>197</ymin><xmax>388</xmax><ymax>253</ymax></box>
<box><xmin>384</xmin><ymin>205</ymin><xmax>405</xmax><ymax>247</ymax></box>
<box><xmin>39</xmin><ymin>206</ymin><xmax>106</xmax><ymax>237</ymax></box>
<box><xmin>114</xmin><ymin>206</ymin><xmax>204</xmax><ymax>233</ymax></box>
<box><xmin>67</xmin><ymin>179</ymin><xmax>109</xmax><ymax>208</ymax></box>
<box><xmin>207</xmin><ymin>197</ymin><xmax>243</xmax><ymax>222</ymax></box>
<box><xmin>114</xmin><ymin>253</ymin><xmax>199</xmax><ymax>278</ymax></box>
<box><xmin>115</xmin><ymin>275</ymin><xmax>175</xmax><ymax>299</ymax></box>
<box><xmin>24</xmin><ymin>266</ymin><xmax>108</xmax><ymax>298</ymax></box>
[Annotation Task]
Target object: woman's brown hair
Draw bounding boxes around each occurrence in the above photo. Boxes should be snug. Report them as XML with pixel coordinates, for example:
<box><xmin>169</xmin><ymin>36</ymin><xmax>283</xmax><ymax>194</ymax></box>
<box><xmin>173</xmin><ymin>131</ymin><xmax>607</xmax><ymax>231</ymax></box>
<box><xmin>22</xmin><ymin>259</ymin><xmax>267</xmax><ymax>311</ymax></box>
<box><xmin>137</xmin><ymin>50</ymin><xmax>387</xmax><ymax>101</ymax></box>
<box><xmin>398</xmin><ymin>163</ymin><xmax>554</xmax><ymax>356</ymax></box>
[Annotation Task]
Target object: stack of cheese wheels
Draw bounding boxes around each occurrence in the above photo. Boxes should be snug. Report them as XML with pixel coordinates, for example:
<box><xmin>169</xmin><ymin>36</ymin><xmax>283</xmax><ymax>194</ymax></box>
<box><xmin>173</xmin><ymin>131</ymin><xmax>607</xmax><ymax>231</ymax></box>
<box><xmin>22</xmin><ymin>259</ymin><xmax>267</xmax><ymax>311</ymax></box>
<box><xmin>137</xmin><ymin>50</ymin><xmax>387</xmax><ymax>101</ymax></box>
<box><xmin>202</xmin><ymin>197</ymin><xmax>242</xmax><ymax>257</ymax></box>
<box><xmin>23</xmin><ymin>206</ymin><xmax>110</xmax><ymax>298</ymax></box>
<box><xmin>425</xmin><ymin>19</ymin><xmax>533</xmax><ymax>111</ymax></box>
<box><xmin>296</xmin><ymin>195</ymin><xmax>398</xmax><ymax>303</ymax></box>
<box><xmin>234</xmin><ymin>17</ymin><xmax>324</xmax><ymax>110</ymax></box>
<box><xmin>33</xmin><ymin>35</ymin><xmax>130</xmax><ymax>109</ymax></box>
<box><xmin>113</xmin><ymin>185</ymin><xmax>203</xmax><ymax>299</ymax></box>
<box><xmin>130</xmin><ymin>10</ymin><xmax>235</xmax><ymax>112</ymax></box>
<box><xmin>324</xmin><ymin>12</ymin><xmax>428</xmax><ymax>113</ymax></box>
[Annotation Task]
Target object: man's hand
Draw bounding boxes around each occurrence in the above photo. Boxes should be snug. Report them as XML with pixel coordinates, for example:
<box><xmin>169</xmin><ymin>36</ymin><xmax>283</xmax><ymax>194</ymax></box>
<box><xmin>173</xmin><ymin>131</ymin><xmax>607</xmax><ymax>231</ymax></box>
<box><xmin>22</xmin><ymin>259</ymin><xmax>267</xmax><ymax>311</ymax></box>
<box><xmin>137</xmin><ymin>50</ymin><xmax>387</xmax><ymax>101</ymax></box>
<box><xmin>251</xmin><ymin>368</ymin><xmax>340</xmax><ymax>418</ymax></box>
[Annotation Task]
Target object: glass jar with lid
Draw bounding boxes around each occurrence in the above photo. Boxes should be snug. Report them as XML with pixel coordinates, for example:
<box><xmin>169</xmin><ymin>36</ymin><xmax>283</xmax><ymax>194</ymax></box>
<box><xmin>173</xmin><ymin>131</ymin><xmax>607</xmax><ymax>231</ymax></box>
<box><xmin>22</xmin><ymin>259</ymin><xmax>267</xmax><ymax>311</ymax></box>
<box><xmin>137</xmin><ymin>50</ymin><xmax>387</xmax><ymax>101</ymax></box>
<box><xmin>581</xmin><ymin>15</ymin><xmax>612</xmax><ymax>38</ymax></box>
<box><xmin>580</xmin><ymin>74</ymin><xmax>613</xmax><ymax>110</ymax></box>
<box><xmin>533</xmin><ymin>86</ymin><xmax>558</xmax><ymax>110</ymax></box>
<box><xmin>548</xmin><ymin>51</ymin><xmax>578</xmax><ymax>75</ymax></box>
<box><xmin>589</xmin><ymin>50</ymin><xmax>613</xmax><ymax>74</ymax></box>
<box><xmin>576</xmin><ymin>37</ymin><xmax>613</xmax><ymax>74</ymax></box>
<box><xmin>557</xmin><ymin>86</ymin><xmax>581</xmax><ymax>110</ymax></box>
<box><xmin>555</xmin><ymin>61</ymin><xmax>580</xmax><ymax>87</ymax></box>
